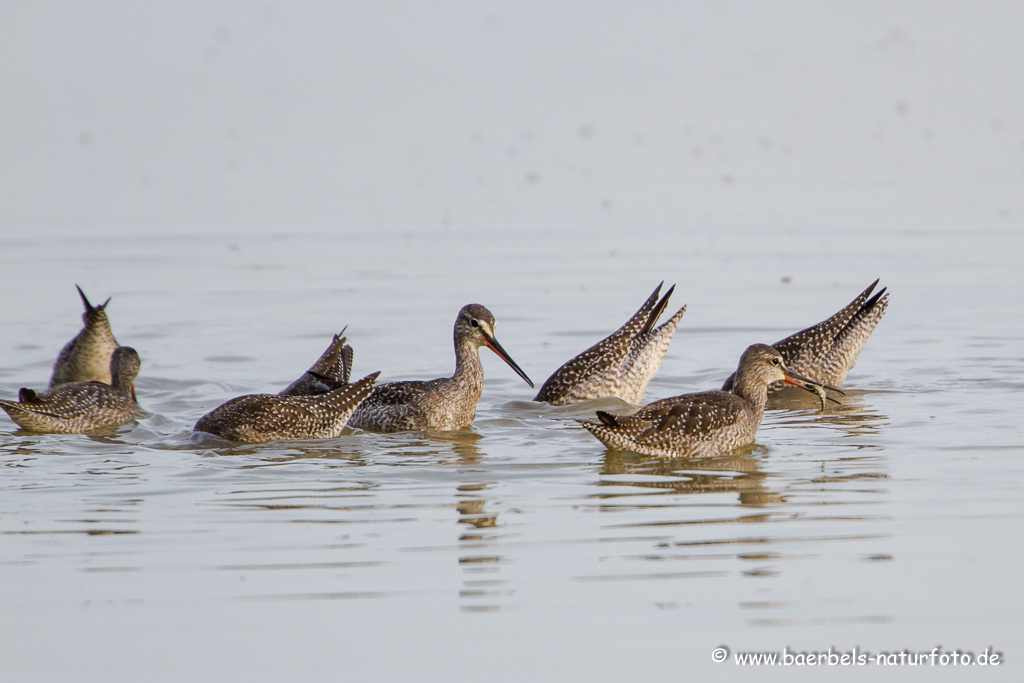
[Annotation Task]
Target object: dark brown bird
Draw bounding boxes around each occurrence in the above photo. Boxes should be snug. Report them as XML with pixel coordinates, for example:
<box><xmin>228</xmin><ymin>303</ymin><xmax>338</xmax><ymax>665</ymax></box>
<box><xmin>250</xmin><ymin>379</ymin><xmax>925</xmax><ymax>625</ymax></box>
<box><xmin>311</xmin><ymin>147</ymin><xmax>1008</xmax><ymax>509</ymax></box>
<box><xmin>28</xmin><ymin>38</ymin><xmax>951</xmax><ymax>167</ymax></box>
<box><xmin>1</xmin><ymin>346</ymin><xmax>141</xmax><ymax>434</ymax></box>
<box><xmin>581</xmin><ymin>344</ymin><xmax>841</xmax><ymax>458</ymax></box>
<box><xmin>722</xmin><ymin>280</ymin><xmax>889</xmax><ymax>392</ymax></box>
<box><xmin>50</xmin><ymin>285</ymin><xmax>121</xmax><ymax>387</ymax></box>
<box><xmin>534</xmin><ymin>283</ymin><xmax>686</xmax><ymax>405</ymax></box>
<box><xmin>194</xmin><ymin>371</ymin><xmax>380</xmax><ymax>444</ymax></box>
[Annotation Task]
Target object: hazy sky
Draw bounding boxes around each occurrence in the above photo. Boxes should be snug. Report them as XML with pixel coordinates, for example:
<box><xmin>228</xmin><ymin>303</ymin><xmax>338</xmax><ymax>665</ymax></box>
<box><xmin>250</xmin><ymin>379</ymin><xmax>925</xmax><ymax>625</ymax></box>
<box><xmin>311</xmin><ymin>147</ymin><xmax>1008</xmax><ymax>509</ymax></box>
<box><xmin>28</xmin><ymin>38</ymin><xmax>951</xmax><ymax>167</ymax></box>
<box><xmin>2</xmin><ymin>1</ymin><xmax>1022</xmax><ymax>232</ymax></box>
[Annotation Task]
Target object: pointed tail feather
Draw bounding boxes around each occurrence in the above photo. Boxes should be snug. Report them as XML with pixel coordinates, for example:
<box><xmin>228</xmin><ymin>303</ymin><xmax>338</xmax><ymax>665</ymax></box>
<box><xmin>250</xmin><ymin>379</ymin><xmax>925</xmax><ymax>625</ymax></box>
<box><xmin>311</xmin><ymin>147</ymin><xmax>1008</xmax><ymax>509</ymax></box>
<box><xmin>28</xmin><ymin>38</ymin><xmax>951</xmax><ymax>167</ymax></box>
<box><xmin>324</xmin><ymin>371</ymin><xmax>381</xmax><ymax>415</ymax></box>
<box><xmin>339</xmin><ymin>344</ymin><xmax>354</xmax><ymax>384</ymax></box>
<box><xmin>831</xmin><ymin>288</ymin><xmax>889</xmax><ymax>351</ymax></box>
<box><xmin>640</xmin><ymin>284</ymin><xmax>675</xmax><ymax>336</ymax></box>
<box><xmin>655</xmin><ymin>304</ymin><xmax>687</xmax><ymax>335</ymax></box>
<box><xmin>617</xmin><ymin>282</ymin><xmax>664</xmax><ymax>338</ymax></box>
<box><xmin>75</xmin><ymin>284</ymin><xmax>110</xmax><ymax>312</ymax></box>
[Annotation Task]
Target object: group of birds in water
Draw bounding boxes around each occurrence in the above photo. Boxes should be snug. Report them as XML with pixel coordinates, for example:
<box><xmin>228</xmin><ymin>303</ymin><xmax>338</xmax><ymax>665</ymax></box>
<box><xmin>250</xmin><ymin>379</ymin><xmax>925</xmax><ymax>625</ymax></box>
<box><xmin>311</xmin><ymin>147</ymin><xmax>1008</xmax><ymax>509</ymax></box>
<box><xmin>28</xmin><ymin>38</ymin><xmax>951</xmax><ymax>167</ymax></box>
<box><xmin>0</xmin><ymin>280</ymin><xmax>889</xmax><ymax>458</ymax></box>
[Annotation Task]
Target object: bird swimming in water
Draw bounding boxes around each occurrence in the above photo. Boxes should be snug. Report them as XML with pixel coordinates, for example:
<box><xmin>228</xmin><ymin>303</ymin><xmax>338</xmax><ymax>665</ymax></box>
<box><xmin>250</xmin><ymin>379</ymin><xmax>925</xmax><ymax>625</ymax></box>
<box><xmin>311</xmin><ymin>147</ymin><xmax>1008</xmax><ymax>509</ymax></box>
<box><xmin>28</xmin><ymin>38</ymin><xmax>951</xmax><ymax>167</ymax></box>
<box><xmin>1</xmin><ymin>346</ymin><xmax>141</xmax><ymax>434</ymax></box>
<box><xmin>347</xmin><ymin>304</ymin><xmax>534</xmax><ymax>432</ymax></box>
<box><xmin>535</xmin><ymin>283</ymin><xmax>686</xmax><ymax>405</ymax></box>
<box><xmin>50</xmin><ymin>285</ymin><xmax>122</xmax><ymax>388</ymax></box>
<box><xmin>279</xmin><ymin>328</ymin><xmax>354</xmax><ymax>397</ymax></box>
<box><xmin>721</xmin><ymin>280</ymin><xmax>889</xmax><ymax>394</ymax></box>
<box><xmin>194</xmin><ymin>371</ymin><xmax>380</xmax><ymax>444</ymax></box>
<box><xmin>581</xmin><ymin>344</ymin><xmax>842</xmax><ymax>458</ymax></box>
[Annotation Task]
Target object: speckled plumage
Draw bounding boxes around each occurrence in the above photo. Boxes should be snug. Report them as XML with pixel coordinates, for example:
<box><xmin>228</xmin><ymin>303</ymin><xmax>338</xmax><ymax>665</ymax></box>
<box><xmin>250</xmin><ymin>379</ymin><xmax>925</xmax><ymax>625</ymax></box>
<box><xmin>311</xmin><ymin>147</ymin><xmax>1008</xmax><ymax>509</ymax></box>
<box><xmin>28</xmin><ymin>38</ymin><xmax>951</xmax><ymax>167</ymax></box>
<box><xmin>347</xmin><ymin>304</ymin><xmax>534</xmax><ymax>432</ymax></box>
<box><xmin>1</xmin><ymin>346</ymin><xmax>141</xmax><ymax>433</ymax></box>
<box><xmin>50</xmin><ymin>285</ymin><xmax>121</xmax><ymax>388</ymax></box>
<box><xmin>722</xmin><ymin>280</ymin><xmax>889</xmax><ymax>392</ymax></box>
<box><xmin>535</xmin><ymin>283</ymin><xmax>687</xmax><ymax>405</ymax></box>
<box><xmin>581</xmin><ymin>344</ymin><xmax>838</xmax><ymax>458</ymax></box>
<box><xmin>279</xmin><ymin>329</ymin><xmax>354</xmax><ymax>397</ymax></box>
<box><xmin>194</xmin><ymin>371</ymin><xmax>380</xmax><ymax>444</ymax></box>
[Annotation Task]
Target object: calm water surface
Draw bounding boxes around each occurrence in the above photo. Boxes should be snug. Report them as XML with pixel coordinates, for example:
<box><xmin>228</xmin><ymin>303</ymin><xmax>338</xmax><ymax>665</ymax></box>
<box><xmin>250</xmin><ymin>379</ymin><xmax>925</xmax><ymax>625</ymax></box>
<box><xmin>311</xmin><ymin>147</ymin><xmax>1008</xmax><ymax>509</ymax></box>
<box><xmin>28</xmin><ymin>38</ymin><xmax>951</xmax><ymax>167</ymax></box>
<box><xmin>1</xmin><ymin>224</ymin><xmax>1022</xmax><ymax>681</ymax></box>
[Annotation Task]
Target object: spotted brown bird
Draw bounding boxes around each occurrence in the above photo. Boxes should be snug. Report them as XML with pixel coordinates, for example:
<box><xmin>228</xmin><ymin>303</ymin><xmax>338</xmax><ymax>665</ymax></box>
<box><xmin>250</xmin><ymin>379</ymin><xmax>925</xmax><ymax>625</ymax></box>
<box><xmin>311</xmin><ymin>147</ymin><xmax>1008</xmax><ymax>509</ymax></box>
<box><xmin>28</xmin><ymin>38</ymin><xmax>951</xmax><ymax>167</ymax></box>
<box><xmin>347</xmin><ymin>304</ymin><xmax>533</xmax><ymax>432</ymax></box>
<box><xmin>581</xmin><ymin>344</ymin><xmax>841</xmax><ymax>458</ymax></box>
<box><xmin>49</xmin><ymin>285</ymin><xmax>121</xmax><ymax>387</ymax></box>
<box><xmin>722</xmin><ymin>280</ymin><xmax>889</xmax><ymax>392</ymax></box>
<box><xmin>535</xmin><ymin>283</ymin><xmax>686</xmax><ymax>405</ymax></box>
<box><xmin>2</xmin><ymin>346</ymin><xmax>141</xmax><ymax>434</ymax></box>
<box><xmin>194</xmin><ymin>371</ymin><xmax>380</xmax><ymax>444</ymax></box>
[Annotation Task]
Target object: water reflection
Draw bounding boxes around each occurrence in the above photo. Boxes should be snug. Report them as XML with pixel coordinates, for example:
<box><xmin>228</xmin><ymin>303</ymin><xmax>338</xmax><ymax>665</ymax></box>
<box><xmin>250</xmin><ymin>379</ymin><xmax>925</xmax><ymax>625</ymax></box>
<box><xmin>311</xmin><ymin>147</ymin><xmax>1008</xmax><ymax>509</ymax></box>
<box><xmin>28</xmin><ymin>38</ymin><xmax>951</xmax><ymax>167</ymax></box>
<box><xmin>456</xmin><ymin>482</ymin><xmax>514</xmax><ymax>613</ymax></box>
<box><xmin>181</xmin><ymin>427</ymin><xmax>488</xmax><ymax>465</ymax></box>
<box><xmin>768</xmin><ymin>387</ymin><xmax>890</xmax><ymax>440</ymax></box>
<box><xmin>456</xmin><ymin>487</ymin><xmax>498</xmax><ymax>530</ymax></box>
<box><xmin>421</xmin><ymin>431</ymin><xmax>486</xmax><ymax>464</ymax></box>
<box><xmin>599</xmin><ymin>450</ymin><xmax>783</xmax><ymax>507</ymax></box>
<box><xmin>576</xmin><ymin>403</ymin><xmax>892</xmax><ymax>606</ymax></box>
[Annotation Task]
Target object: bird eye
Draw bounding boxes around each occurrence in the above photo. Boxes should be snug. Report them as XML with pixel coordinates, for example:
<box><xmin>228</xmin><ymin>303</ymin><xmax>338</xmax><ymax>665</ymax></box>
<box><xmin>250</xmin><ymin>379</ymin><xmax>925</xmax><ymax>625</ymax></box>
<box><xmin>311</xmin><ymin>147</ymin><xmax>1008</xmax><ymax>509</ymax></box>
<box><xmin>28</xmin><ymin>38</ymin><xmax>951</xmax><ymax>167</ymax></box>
<box><xmin>770</xmin><ymin>357</ymin><xmax>781</xmax><ymax>366</ymax></box>
<box><xmin>470</xmin><ymin>319</ymin><xmax>480</xmax><ymax>328</ymax></box>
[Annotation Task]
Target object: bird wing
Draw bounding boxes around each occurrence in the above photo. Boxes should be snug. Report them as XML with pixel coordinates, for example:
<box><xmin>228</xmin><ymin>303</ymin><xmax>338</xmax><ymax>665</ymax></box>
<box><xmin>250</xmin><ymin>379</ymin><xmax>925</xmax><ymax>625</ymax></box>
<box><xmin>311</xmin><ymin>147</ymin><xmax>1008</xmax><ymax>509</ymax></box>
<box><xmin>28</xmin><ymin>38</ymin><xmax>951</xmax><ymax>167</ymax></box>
<box><xmin>631</xmin><ymin>391</ymin><xmax>742</xmax><ymax>440</ymax></box>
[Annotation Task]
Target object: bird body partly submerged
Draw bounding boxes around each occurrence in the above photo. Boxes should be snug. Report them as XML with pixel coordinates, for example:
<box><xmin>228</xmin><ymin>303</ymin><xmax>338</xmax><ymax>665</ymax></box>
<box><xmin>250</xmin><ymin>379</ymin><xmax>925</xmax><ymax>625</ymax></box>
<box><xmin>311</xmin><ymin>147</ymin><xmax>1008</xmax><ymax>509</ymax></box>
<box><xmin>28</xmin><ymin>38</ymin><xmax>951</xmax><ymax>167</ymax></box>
<box><xmin>347</xmin><ymin>304</ymin><xmax>533</xmax><ymax>432</ymax></box>
<box><xmin>194</xmin><ymin>371</ymin><xmax>380</xmax><ymax>444</ymax></box>
<box><xmin>585</xmin><ymin>389</ymin><xmax>761</xmax><ymax>459</ymax></box>
<box><xmin>1</xmin><ymin>346</ymin><xmax>141</xmax><ymax>434</ymax></box>
<box><xmin>349</xmin><ymin>360</ymin><xmax>499</xmax><ymax>432</ymax></box>
<box><xmin>582</xmin><ymin>344</ymin><xmax>839</xmax><ymax>458</ymax></box>
<box><xmin>50</xmin><ymin>286</ymin><xmax>121</xmax><ymax>388</ymax></box>
<box><xmin>535</xmin><ymin>283</ymin><xmax>686</xmax><ymax>405</ymax></box>
<box><xmin>722</xmin><ymin>280</ymin><xmax>889</xmax><ymax>392</ymax></box>
<box><xmin>279</xmin><ymin>330</ymin><xmax>354</xmax><ymax>397</ymax></box>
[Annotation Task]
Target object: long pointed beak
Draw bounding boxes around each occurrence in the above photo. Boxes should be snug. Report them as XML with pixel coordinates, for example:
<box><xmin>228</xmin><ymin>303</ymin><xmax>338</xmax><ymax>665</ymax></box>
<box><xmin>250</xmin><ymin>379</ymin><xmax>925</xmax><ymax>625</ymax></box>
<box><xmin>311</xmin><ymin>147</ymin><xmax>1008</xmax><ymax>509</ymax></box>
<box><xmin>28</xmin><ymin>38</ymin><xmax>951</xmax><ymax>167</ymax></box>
<box><xmin>482</xmin><ymin>333</ymin><xmax>534</xmax><ymax>388</ymax></box>
<box><xmin>782</xmin><ymin>368</ymin><xmax>844</xmax><ymax>404</ymax></box>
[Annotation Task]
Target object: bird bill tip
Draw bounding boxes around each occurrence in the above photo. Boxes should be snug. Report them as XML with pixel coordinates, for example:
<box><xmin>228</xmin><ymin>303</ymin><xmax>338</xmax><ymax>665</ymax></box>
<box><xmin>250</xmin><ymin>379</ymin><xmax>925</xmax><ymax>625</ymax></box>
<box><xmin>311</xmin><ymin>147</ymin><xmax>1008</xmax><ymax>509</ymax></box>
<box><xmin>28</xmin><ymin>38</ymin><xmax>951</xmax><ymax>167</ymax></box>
<box><xmin>483</xmin><ymin>337</ymin><xmax>534</xmax><ymax>388</ymax></box>
<box><xmin>782</xmin><ymin>372</ymin><xmax>843</xmax><ymax>403</ymax></box>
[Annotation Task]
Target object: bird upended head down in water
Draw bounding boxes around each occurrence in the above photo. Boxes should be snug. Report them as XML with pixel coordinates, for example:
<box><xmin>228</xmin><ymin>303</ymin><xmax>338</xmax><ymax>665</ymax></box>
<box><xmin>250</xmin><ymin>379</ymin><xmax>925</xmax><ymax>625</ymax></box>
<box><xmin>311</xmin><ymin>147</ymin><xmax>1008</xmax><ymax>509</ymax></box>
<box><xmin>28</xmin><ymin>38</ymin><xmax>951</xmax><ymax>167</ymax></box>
<box><xmin>193</xmin><ymin>371</ymin><xmax>381</xmax><ymax>444</ymax></box>
<box><xmin>534</xmin><ymin>282</ymin><xmax>687</xmax><ymax>406</ymax></box>
<box><xmin>193</xmin><ymin>331</ymin><xmax>378</xmax><ymax>444</ymax></box>
<box><xmin>721</xmin><ymin>280</ymin><xmax>889</xmax><ymax>393</ymax></box>
<box><xmin>50</xmin><ymin>285</ymin><xmax>121</xmax><ymax>388</ymax></box>
<box><xmin>278</xmin><ymin>328</ymin><xmax>354</xmax><ymax>397</ymax></box>
<box><xmin>581</xmin><ymin>343</ymin><xmax>843</xmax><ymax>459</ymax></box>
<box><xmin>346</xmin><ymin>304</ymin><xmax>534</xmax><ymax>433</ymax></box>
<box><xmin>1</xmin><ymin>346</ymin><xmax>141</xmax><ymax>434</ymax></box>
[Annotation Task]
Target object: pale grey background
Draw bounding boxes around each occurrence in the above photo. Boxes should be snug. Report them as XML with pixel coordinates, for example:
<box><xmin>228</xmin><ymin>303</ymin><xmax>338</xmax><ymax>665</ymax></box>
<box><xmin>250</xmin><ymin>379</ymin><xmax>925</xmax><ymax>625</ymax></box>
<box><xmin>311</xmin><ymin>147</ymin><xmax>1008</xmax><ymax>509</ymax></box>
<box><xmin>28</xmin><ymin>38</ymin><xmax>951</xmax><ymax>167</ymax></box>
<box><xmin>2</xmin><ymin>1</ymin><xmax>1022</xmax><ymax>233</ymax></box>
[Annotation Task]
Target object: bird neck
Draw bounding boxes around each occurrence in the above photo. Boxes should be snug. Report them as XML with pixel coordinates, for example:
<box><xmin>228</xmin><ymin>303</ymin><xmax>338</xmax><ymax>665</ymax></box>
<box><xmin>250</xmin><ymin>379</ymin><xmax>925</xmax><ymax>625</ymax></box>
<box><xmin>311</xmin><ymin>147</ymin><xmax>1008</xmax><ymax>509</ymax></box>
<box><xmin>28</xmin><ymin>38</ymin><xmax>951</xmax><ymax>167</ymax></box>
<box><xmin>452</xmin><ymin>338</ymin><xmax>485</xmax><ymax>388</ymax></box>
<box><xmin>110</xmin><ymin>364</ymin><xmax>134</xmax><ymax>397</ymax></box>
<box><xmin>731</xmin><ymin>373</ymin><xmax>769</xmax><ymax>418</ymax></box>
